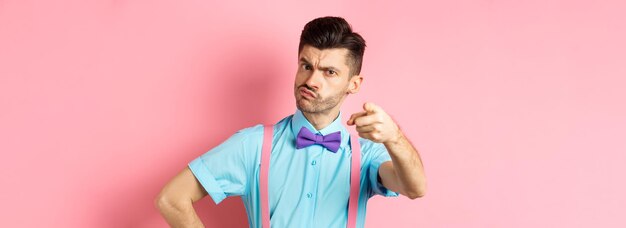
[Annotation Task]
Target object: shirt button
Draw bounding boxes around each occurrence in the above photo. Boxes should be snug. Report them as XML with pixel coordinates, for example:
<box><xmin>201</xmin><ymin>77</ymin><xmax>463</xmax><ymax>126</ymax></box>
<box><xmin>306</xmin><ymin>193</ymin><xmax>312</xmax><ymax>198</ymax></box>
<box><xmin>311</xmin><ymin>160</ymin><xmax>316</xmax><ymax>166</ymax></box>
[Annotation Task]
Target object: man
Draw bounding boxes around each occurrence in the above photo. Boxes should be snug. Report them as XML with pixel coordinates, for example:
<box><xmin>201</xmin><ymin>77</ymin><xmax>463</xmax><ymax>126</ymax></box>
<box><xmin>156</xmin><ymin>16</ymin><xmax>427</xmax><ymax>228</ymax></box>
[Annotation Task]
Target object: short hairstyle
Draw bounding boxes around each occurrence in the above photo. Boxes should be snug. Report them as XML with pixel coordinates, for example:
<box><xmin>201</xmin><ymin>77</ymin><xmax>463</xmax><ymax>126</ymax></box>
<box><xmin>298</xmin><ymin>16</ymin><xmax>366</xmax><ymax>76</ymax></box>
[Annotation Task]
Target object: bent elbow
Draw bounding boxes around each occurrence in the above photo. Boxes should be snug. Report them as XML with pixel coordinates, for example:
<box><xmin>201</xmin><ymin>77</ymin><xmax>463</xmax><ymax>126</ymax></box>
<box><xmin>406</xmin><ymin>190</ymin><xmax>425</xmax><ymax>200</ymax></box>
<box><xmin>155</xmin><ymin>194</ymin><xmax>171</xmax><ymax>211</ymax></box>
<box><xmin>155</xmin><ymin>191</ymin><xmax>181</xmax><ymax>212</ymax></box>
<box><xmin>405</xmin><ymin>184</ymin><xmax>427</xmax><ymax>199</ymax></box>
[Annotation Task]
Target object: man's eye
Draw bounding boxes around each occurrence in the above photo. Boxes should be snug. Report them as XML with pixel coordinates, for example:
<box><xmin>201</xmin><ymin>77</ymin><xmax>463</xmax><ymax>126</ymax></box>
<box><xmin>328</xmin><ymin>70</ymin><xmax>336</xmax><ymax>75</ymax></box>
<box><xmin>302</xmin><ymin>64</ymin><xmax>312</xmax><ymax>70</ymax></box>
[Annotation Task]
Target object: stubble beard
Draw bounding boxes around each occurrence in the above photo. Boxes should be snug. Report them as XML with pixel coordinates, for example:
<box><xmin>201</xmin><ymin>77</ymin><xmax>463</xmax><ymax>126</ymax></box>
<box><xmin>295</xmin><ymin>86</ymin><xmax>346</xmax><ymax>114</ymax></box>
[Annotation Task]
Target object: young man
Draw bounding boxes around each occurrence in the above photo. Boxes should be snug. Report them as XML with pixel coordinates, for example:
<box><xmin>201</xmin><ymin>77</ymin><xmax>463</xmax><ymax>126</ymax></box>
<box><xmin>156</xmin><ymin>16</ymin><xmax>427</xmax><ymax>228</ymax></box>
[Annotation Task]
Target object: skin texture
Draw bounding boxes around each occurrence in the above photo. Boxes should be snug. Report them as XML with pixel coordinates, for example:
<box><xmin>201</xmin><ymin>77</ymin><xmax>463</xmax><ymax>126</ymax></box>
<box><xmin>155</xmin><ymin>44</ymin><xmax>426</xmax><ymax>227</ymax></box>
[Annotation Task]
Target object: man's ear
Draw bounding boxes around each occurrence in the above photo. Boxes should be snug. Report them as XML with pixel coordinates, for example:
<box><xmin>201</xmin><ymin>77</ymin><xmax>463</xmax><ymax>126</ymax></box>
<box><xmin>347</xmin><ymin>75</ymin><xmax>363</xmax><ymax>94</ymax></box>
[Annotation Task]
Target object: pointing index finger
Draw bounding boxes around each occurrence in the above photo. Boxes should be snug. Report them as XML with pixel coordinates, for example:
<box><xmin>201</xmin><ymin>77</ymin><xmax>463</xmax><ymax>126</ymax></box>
<box><xmin>347</xmin><ymin>111</ymin><xmax>368</xmax><ymax>126</ymax></box>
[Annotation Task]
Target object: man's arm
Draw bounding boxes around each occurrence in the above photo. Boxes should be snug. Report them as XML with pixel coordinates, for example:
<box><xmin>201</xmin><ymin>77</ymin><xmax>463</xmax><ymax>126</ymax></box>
<box><xmin>378</xmin><ymin>130</ymin><xmax>426</xmax><ymax>199</ymax></box>
<box><xmin>348</xmin><ymin>102</ymin><xmax>427</xmax><ymax>199</ymax></box>
<box><xmin>155</xmin><ymin>167</ymin><xmax>208</xmax><ymax>228</ymax></box>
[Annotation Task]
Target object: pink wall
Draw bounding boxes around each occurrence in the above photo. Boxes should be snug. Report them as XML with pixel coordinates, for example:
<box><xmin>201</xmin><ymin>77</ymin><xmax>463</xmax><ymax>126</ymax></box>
<box><xmin>1</xmin><ymin>0</ymin><xmax>625</xmax><ymax>227</ymax></box>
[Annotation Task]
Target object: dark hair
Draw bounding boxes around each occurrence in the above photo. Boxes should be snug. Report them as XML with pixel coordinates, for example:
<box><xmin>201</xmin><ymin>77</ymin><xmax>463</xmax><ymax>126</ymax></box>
<box><xmin>298</xmin><ymin>16</ymin><xmax>366</xmax><ymax>76</ymax></box>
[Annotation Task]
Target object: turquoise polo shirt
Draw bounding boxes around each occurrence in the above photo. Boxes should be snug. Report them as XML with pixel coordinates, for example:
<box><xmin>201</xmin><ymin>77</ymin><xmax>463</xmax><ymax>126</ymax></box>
<box><xmin>188</xmin><ymin>109</ymin><xmax>399</xmax><ymax>227</ymax></box>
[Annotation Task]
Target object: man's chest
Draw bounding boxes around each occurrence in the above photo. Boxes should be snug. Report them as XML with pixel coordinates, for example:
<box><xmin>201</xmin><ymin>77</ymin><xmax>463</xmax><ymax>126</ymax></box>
<box><xmin>270</xmin><ymin>142</ymin><xmax>358</xmax><ymax>195</ymax></box>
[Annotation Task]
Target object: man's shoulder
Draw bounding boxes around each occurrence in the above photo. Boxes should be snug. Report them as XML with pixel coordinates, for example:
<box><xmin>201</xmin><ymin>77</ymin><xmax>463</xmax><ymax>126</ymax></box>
<box><xmin>233</xmin><ymin>114</ymin><xmax>294</xmax><ymax>137</ymax></box>
<box><xmin>235</xmin><ymin>124</ymin><xmax>264</xmax><ymax>136</ymax></box>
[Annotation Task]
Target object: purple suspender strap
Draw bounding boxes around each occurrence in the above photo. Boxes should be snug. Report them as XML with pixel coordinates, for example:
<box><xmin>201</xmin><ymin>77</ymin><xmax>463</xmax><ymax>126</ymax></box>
<box><xmin>260</xmin><ymin>124</ymin><xmax>361</xmax><ymax>228</ymax></box>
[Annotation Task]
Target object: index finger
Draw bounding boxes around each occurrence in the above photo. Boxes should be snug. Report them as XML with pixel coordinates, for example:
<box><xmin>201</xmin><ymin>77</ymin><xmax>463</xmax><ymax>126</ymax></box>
<box><xmin>347</xmin><ymin>111</ymin><xmax>368</xmax><ymax>125</ymax></box>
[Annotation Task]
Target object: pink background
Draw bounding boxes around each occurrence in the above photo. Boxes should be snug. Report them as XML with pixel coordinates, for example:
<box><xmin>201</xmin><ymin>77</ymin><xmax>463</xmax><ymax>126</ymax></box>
<box><xmin>1</xmin><ymin>0</ymin><xmax>625</xmax><ymax>227</ymax></box>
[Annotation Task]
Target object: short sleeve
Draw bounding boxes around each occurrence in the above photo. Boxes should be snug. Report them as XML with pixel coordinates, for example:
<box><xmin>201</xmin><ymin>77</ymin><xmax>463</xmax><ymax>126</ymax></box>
<box><xmin>188</xmin><ymin>126</ymin><xmax>260</xmax><ymax>205</ymax></box>
<box><xmin>368</xmin><ymin>143</ymin><xmax>400</xmax><ymax>197</ymax></box>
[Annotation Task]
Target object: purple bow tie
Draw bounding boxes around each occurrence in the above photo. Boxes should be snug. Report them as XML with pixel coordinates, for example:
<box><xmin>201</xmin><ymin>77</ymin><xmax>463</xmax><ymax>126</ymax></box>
<box><xmin>295</xmin><ymin>126</ymin><xmax>342</xmax><ymax>153</ymax></box>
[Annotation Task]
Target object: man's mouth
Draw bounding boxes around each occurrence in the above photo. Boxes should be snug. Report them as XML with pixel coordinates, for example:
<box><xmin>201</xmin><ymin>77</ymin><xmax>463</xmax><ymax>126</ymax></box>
<box><xmin>299</xmin><ymin>87</ymin><xmax>317</xmax><ymax>99</ymax></box>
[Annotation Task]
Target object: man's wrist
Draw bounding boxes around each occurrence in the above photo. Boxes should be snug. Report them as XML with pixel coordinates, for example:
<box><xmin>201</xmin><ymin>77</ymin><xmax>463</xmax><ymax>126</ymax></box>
<box><xmin>384</xmin><ymin>130</ymin><xmax>404</xmax><ymax>147</ymax></box>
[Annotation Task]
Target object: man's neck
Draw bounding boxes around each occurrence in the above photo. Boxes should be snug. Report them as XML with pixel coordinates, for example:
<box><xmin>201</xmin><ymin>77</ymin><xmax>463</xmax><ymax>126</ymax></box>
<box><xmin>301</xmin><ymin>109</ymin><xmax>340</xmax><ymax>131</ymax></box>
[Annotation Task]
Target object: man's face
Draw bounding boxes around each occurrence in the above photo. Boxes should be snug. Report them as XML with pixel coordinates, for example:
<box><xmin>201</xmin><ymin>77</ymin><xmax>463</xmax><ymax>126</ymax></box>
<box><xmin>294</xmin><ymin>45</ymin><xmax>354</xmax><ymax>114</ymax></box>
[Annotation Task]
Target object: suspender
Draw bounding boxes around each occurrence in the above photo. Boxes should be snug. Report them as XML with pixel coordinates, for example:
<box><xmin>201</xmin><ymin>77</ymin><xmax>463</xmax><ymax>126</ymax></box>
<box><xmin>260</xmin><ymin>125</ymin><xmax>273</xmax><ymax>228</ymax></box>
<box><xmin>346</xmin><ymin>128</ymin><xmax>362</xmax><ymax>228</ymax></box>
<box><xmin>260</xmin><ymin>124</ymin><xmax>361</xmax><ymax>228</ymax></box>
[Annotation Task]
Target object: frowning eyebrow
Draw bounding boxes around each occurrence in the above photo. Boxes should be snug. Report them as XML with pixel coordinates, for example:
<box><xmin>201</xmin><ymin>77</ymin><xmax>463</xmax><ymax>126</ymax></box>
<box><xmin>299</xmin><ymin>57</ymin><xmax>342</xmax><ymax>73</ymax></box>
<box><xmin>299</xmin><ymin>57</ymin><xmax>311</xmax><ymax>65</ymax></box>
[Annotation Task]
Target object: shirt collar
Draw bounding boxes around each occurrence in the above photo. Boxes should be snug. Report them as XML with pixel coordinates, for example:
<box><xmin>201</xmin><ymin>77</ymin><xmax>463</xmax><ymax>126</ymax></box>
<box><xmin>291</xmin><ymin>108</ymin><xmax>350</xmax><ymax>150</ymax></box>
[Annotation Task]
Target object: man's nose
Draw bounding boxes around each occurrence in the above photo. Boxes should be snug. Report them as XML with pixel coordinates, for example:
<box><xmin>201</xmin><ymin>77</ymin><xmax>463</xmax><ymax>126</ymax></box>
<box><xmin>304</xmin><ymin>70</ymin><xmax>323</xmax><ymax>91</ymax></box>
